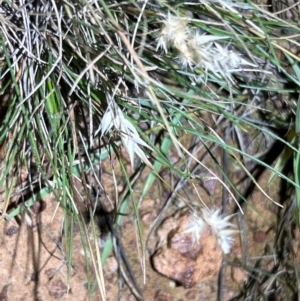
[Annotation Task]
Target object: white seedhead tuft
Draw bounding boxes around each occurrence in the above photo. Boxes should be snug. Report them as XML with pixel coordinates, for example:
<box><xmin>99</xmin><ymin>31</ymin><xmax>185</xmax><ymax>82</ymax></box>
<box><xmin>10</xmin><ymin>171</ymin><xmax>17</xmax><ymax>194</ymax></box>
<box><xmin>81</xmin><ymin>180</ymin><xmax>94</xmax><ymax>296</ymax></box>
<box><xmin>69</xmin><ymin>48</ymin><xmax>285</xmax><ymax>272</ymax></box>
<box><xmin>185</xmin><ymin>208</ymin><xmax>237</xmax><ymax>254</ymax></box>
<box><xmin>96</xmin><ymin>95</ymin><xmax>152</xmax><ymax>168</ymax></box>
<box><xmin>184</xmin><ymin>210</ymin><xmax>207</xmax><ymax>244</ymax></box>
<box><xmin>201</xmin><ymin>208</ymin><xmax>238</xmax><ymax>254</ymax></box>
<box><xmin>157</xmin><ymin>13</ymin><xmax>188</xmax><ymax>53</ymax></box>
<box><xmin>156</xmin><ymin>13</ymin><xmax>256</xmax><ymax>84</ymax></box>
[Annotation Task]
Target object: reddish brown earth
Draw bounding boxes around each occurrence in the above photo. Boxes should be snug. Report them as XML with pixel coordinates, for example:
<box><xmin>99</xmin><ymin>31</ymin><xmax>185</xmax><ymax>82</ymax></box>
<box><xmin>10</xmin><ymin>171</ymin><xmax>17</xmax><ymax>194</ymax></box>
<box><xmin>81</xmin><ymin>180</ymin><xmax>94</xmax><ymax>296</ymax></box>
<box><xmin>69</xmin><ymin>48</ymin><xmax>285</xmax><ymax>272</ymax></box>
<box><xmin>0</xmin><ymin>149</ymin><xmax>297</xmax><ymax>301</ymax></box>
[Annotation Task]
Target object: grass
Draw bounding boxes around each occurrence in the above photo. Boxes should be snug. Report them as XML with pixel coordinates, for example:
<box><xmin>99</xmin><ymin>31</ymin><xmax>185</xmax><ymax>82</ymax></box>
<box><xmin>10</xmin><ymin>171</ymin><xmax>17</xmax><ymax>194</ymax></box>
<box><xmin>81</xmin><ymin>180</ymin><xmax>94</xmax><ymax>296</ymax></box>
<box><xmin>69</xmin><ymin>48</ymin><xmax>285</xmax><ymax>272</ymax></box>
<box><xmin>0</xmin><ymin>0</ymin><xmax>300</xmax><ymax>299</ymax></box>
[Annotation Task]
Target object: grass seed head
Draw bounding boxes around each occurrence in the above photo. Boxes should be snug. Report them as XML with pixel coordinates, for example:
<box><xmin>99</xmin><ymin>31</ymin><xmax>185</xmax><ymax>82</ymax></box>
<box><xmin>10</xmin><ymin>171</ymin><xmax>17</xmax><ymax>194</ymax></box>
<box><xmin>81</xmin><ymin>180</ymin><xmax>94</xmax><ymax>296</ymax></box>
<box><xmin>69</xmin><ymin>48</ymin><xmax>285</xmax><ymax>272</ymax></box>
<box><xmin>97</xmin><ymin>96</ymin><xmax>152</xmax><ymax>169</ymax></box>
<box><xmin>186</xmin><ymin>208</ymin><xmax>237</xmax><ymax>254</ymax></box>
<box><xmin>156</xmin><ymin>13</ymin><xmax>256</xmax><ymax>83</ymax></box>
<box><xmin>201</xmin><ymin>208</ymin><xmax>237</xmax><ymax>254</ymax></box>
<box><xmin>157</xmin><ymin>13</ymin><xmax>189</xmax><ymax>53</ymax></box>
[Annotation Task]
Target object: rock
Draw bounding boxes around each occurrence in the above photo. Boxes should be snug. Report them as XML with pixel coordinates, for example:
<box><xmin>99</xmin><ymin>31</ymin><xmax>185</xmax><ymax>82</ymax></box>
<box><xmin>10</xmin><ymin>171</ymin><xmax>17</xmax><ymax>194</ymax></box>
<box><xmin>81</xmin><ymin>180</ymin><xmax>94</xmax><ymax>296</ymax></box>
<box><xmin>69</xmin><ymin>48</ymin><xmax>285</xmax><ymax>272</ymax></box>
<box><xmin>152</xmin><ymin>210</ymin><xmax>223</xmax><ymax>288</ymax></box>
<box><xmin>154</xmin><ymin>289</ymin><xmax>173</xmax><ymax>301</ymax></box>
<box><xmin>201</xmin><ymin>177</ymin><xmax>218</xmax><ymax>195</ymax></box>
<box><xmin>5</xmin><ymin>226</ymin><xmax>18</xmax><ymax>237</ymax></box>
<box><xmin>152</xmin><ymin>247</ymin><xmax>196</xmax><ymax>288</ymax></box>
<box><xmin>32</xmin><ymin>200</ymin><xmax>47</xmax><ymax>214</ymax></box>
<box><xmin>0</xmin><ymin>284</ymin><xmax>10</xmax><ymax>301</ymax></box>
<box><xmin>253</xmin><ymin>231</ymin><xmax>266</xmax><ymax>243</ymax></box>
<box><xmin>45</xmin><ymin>268</ymin><xmax>57</xmax><ymax>280</ymax></box>
<box><xmin>169</xmin><ymin>230</ymin><xmax>202</xmax><ymax>260</ymax></box>
<box><xmin>47</xmin><ymin>278</ymin><xmax>68</xmax><ymax>299</ymax></box>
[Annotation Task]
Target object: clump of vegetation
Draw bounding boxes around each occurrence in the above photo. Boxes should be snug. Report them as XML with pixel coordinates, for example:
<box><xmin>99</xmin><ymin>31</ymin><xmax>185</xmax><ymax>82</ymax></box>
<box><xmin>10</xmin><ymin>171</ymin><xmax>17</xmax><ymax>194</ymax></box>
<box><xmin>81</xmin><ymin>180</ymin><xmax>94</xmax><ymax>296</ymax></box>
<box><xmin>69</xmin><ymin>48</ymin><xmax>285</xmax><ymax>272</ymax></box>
<box><xmin>1</xmin><ymin>0</ymin><xmax>300</xmax><ymax>299</ymax></box>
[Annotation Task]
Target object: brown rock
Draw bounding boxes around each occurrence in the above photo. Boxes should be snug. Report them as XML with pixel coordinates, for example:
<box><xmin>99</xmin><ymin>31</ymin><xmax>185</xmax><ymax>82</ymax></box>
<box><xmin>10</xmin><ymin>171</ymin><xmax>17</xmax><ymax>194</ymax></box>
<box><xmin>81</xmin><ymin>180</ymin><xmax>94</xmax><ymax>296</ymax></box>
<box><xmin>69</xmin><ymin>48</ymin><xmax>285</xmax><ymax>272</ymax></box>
<box><xmin>152</xmin><ymin>248</ymin><xmax>196</xmax><ymax>288</ymax></box>
<box><xmin>169</xmin><ymin>230</ymin><xmax>202</xmax><ymax>260</ymax></box>
<box><xmin>6</xmin><ymin>226</ymin><xmax>18</xmax><ymax>236</ymax></box>
<box><xmin>47</xmin><ymin>278</ymin><xmax>68</xmax><ymax>299</ymax></box>
<box><xmin>0</xmin><ymin>284</ymin><xmax>10</xmax><ymax>301</ymax></box>
<box><xmin>153</xmin><ymin>209</ymin><xmax>223</xmax><ymax>288</ymax></box>
<box><xmin>45</xmin><ymin>268</ymin><xmax>57</xmax><ymax>280</ymax></box>
<box><xmin>185</xmin><ymin>290</ymin><xmax>197</xmax><ymax>299</ymax></box>
<box><xmin>193</xmin><ymin>229</ymin><xmax>222</xmax><ymax>283</ymax></box>
<box><xmin>253</xmin><ymin>231</ymin><xmax>266</xmax><ymax>243</ymax></box>
<box><xmin>31</xmin><ymin>273</ymin><xmax>39</xmax><ymax>282</ymax></box>
<box><xmin>141</xmin><ymin>211</ymin><xmax>154</xmax><ymax>224</ymax></box>
<box><xmin>105</xmin><ymin>256</ymin><xmax>118</xmax><ymax>274</ymax></box>
<box><xmin>201</xmin><ymin>177</ymin><xmax>218</xmax><ymax>195</ymax></box>
<box><xmin>32</xmin><ymin>200</ymin><xmax>47</xmax><ymax>214</ymax></box>
<box><xmin>19</xmin><ymin>167</ymin><xmax>28</xmax><ymax>182</ymax></box>
<box><xmin>157</xmin><ymin>216</ymin><xmax>179</xmax><ymax>245</ymax></box>
<box><xmin>154</xmin><ymin>289</ymin><xmax>173</xmax><ymax>301</ymax></box>
<box><xmin>231</xmin><ymin>266</ymin><xmax>248</xmax><ymax>283</ymax></box>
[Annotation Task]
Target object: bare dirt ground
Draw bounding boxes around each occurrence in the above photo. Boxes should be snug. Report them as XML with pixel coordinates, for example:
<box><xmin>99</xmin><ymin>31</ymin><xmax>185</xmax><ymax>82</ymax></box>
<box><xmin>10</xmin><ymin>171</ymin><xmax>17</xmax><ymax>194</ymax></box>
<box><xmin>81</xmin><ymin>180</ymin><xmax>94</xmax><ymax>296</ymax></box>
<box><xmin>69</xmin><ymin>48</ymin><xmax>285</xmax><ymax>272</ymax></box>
<box><xmin>1</xmin><ymin>141</ymin><xmax>297</xmax><ymax>301</ymax></box>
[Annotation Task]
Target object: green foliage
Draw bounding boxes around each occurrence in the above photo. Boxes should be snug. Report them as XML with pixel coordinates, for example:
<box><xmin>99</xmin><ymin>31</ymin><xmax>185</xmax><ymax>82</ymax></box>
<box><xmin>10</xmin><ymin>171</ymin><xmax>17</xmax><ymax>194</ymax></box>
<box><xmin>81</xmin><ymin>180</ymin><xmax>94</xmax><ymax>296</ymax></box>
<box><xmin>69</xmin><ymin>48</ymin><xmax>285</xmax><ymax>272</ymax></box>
<box><xmin>0</xmin><ymin>0</ymin><xmax>299</xmax><ymax>298</ymax></box>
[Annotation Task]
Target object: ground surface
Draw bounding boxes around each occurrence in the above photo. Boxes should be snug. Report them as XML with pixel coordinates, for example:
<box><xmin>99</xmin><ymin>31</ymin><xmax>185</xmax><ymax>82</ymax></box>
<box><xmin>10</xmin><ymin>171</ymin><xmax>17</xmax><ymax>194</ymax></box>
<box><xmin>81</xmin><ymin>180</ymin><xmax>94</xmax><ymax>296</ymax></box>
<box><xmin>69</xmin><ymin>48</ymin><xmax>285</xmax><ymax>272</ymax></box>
<box><xmin>1</xmin><ymin>140</ymin><xmax>296</xmax><ymax>301</ymax></box>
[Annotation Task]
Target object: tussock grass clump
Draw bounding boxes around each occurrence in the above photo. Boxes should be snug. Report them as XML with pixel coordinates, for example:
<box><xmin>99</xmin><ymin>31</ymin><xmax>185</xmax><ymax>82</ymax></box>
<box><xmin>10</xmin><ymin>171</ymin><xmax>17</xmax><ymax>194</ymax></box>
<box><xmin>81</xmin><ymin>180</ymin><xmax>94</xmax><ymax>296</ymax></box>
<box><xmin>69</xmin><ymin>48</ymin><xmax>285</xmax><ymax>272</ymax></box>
<box><xmin>1</xmin><ymin>0</ymin><xmax>300</xmax><ymax>298</ymax></box>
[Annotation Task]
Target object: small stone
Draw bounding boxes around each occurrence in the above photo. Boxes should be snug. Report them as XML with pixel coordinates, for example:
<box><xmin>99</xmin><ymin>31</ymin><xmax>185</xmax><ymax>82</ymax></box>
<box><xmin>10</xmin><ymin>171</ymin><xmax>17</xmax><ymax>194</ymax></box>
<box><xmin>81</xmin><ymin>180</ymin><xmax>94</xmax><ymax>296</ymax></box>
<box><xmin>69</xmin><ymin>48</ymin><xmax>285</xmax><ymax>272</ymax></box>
<box><xmin>201</xmin><ymin>177</ymin><xmax>218</xmax><ymax>195</ymax></box>
<box><xmin>0</xmin><ymin>284</ymin><xmax>10</xmax><ymax>301</ymax></box>
<box><xmin>19</xmin><ymin>167</ymin><xmax>28</xmax><ymax>182</ymax></box>
<box><xmin>45</xmin><ymin>268</ymin><xmax>57</xmax><ymax>280</ymax></box>
<box><xmin>6</xmin><ymin>226</ymin><xmax>18</xmax><ymax>237</ymax></box>
<box><xmin>47</xmin><ymin>278</ymin><xmax>68</xmax><ymax>299</ymax></box>
<box><xmin>152</xmin><ymin>248</ymin><xmax>196</xmax><ymax>288</ymax></box>
<box><xmin>31</xmin><ymin>273</ymin><xmax>39</xmax><ymax>282</ymax></box>
<box><xmin>154</xmin><ymin>289</ymin><xmax>173</xmax><ymax>301</ymax></box>
<box><xmin>185</xmin><ymin>290</ymin><xmax>197</xmax><ymax>299</ymax></box>
<box><xmin>32</xmin><ymin>200</ymin><xmax>47</xmax><ymax>214</ymax></box>
<box><xmin>141</xmin><ymin>212</ymin><xmax>153</xmax><ymax>224</ymax></box>
<box><xmin>153</xmin><ymin>209</ymin><xmax>223</xmax><ymax>288</ymax></box>
<box><xmin>253</xmin><ymin>231</ymin><xmax>266</xmax><ymax>243</ymax></box>
<box><xmin>169</xmin><ymin>231</ymin><xmax>202</xmax><ymax>260</ymax></box>
<box><xmin>105</xmin><ymin>256</ymin><xmax>118</xmax><ymax>274</ymax></box>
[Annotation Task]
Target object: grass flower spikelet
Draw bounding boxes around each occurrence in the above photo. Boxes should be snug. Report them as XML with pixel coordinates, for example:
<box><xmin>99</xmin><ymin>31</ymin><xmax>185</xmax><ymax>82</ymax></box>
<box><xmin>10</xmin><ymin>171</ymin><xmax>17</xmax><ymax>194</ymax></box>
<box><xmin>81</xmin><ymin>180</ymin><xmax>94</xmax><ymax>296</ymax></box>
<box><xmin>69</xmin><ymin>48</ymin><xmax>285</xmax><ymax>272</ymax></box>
<box><xmin>97</xmin><ymin>95</ymin><xmax>153</xmax><ymax>169</ymax></box>
<box><xmin>186</xmin><ymin>208</ymin><xmax>237</xmax><ymax>254</ymax></box>
<box><xmin>157</xmin><ymin>13</ymin><xmax>188</xmax><ymax>53</ymax></box>
<box><xmin>156</xmin><ymin>13</ymin><xmax>256</xmax><ymax>83</ymax></box>
<box><xmin>201</xmin><ymin>208</ymin><xmax>237</xmax><ymax>254</ymax></box>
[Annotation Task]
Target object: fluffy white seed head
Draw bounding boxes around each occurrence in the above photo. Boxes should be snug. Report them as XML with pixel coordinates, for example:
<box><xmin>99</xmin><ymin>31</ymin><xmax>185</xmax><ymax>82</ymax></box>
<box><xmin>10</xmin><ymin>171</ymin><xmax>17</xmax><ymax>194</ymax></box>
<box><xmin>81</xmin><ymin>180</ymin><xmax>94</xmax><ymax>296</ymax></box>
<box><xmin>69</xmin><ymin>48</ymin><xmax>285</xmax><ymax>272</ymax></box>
<box><xmin>157</xmin><ymin>14</ymin><xmax>188</xmax><ymax>53</ymax></box>
<box><xmin>201</xmin><ymin>208</ymin><xmax>237</xmax><ymax>254</ymax></box>
<box><xmin>156</xmin><ymin>13</ymin><xmax>256</xmax><ymax>83</ymax></box>
<box><xmin>185</xmin><ymin>208</ymin><xmax>237</xmax><ymax>254</ymax></box>
<box><xmin>96</xmin><ymin>96</ymin><xmax>152</xmax><ymax>168</ymax></box>
<box><xmin>184</xmin><ymin>210</ymin><xmax>207</xmax><ymax>243</ymax></box>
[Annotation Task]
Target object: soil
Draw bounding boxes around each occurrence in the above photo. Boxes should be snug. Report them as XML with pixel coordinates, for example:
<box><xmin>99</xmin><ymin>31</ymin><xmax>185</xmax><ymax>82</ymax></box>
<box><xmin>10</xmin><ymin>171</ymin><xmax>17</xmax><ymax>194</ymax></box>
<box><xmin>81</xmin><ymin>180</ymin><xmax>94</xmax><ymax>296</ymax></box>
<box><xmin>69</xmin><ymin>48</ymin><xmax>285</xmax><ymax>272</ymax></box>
<box><xmin>0</xmin><ymin>135</ymin><xmax>298</xmax><ymax>301</ymax></box>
